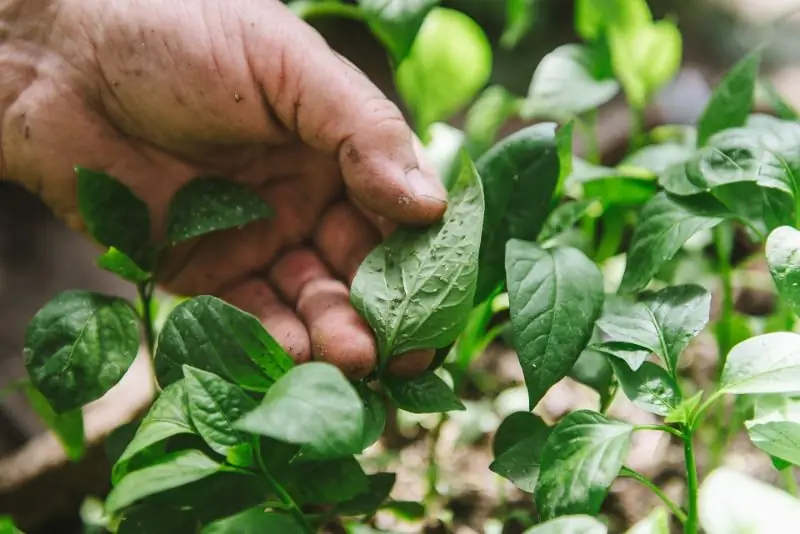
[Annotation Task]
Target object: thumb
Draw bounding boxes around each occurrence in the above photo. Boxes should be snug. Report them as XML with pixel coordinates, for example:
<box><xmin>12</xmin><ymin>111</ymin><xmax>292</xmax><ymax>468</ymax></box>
<box><xmin>246</xmin><ymin>1</ymin><xmax>447</xmax><ymax>226</ymax></box>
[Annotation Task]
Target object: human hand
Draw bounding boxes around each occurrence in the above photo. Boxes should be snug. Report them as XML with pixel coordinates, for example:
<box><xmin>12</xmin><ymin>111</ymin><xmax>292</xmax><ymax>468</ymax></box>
<box><xmin>1</xmin><ymin>0</ymin><xmax>447</xmax><ymax>378</ymax></box>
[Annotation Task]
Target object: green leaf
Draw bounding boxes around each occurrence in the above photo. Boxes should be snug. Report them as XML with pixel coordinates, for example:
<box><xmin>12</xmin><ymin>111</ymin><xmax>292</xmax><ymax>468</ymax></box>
<box><xmin>538</xmin><ymin>199</ymin><xmax>597</xmax><ymax>244</ymax></box>
<box><xmin>569</xmin><ymin>158</ymin><xmax>657</xmax><ymax>208</ymax></box>
<box><xmin>154</xmin><ymin>295</ymin><xmax>294</xmax><ymax>391</ymax></box>
<box><xmin>106</xmin><ymin>450</ymin><xmax>221</xmax><ymax>515</ymax></box>
<box><xmin>475</xmin><ymin>124</ymin><xmax>560</xmax><ymax>303</ymax></box>
<box><xmin>279</xmin><ymin>457</ymin><xmax>368</xmax><ymax>504</ymax></box>
<box><xmin>357</xmin><ymin>384</ymin><xmax>386</xmax><ymax>450</ymax></box>
<box><xmin>626</xmin><ymin>507</ymin><xmax>669</xmax><ymax>534</ymax></box>
<box><xmin>556</xmin><ymin>121</ymin><xmax>575</xmax><ymax>189</ymax></box>
<box><xmin>383</xmin><ymin>371</ymin><xmax>465</xmax><ymax>414</ymax></box>
<box><xmin>382</xmin><ymin>500</ymin><xmax>426</xmax><ymax>521</ymax></box>
<box><xmin>721</xmin><ymin>332</ymin><xmax>800</xmax><ymax>394</ymax></box>
<box><xmin>22</xmin><ymin>384</ymin><xmax>84</xmax><ymax>461</ymax></box>
<box><xmin>767</xmin><ymin>226</ymin><xmax>800</xmax><ymax>316</ymax></box>
<box><xmin>425</xmin><ymin>123</ymin><xmax>465</xmax><ymax>190</ymax></box>
<box><xmin>758</xmin><ymin>79</ymin><xmax>799</xmax><ymax>121</ymax></box>
<box><xmin>501</xmin><ymin>0</ymin><xmax>536</xmax><ymax>49</ymax></box>
<box><xmin>24</xmin><ymin>290</ymin><xmax>140</xmax><ymax>413</ymax></box>
<box><xmin>489</xmin><ymin>413</ymin><xmax>550</xmax><ymax>492</ymax></box>
<box><xmin>464</xmin><ymin>85</ymin><xmax>519</xmax><ymax>158</ymax></box>
<box><xmin>113</xmin><ymin>380</ymin><xmax>194</xmax><ymax>484</ymax></box>
<box><xmin>522</xmin><ymin>44</ymin><xmax>620</xmax><ymax>121</ymax></box>
<box><xmin>569</xmin><ymin>347</ymin><xmax>615</xmax><ymax>406</ymax></box>
<box><xmin>523</xmin><ymin>515</ymin><xmax>608</xmax><ymax>534</ymax></box>
<box><xmin>358</xmin><ymin>0</ymin><xmax>439</xmax><ymax>64</ymax></box>
<box><xmin>622</xmin><ymin>143</ymin><xmax>694</xmax><ymax>175</ymax></box>
<box><xmin>395</xmin><ymin>7</ymin><xmax>492</xmax><ymax>134</ymax></box>
<box><xmin>182</xmin><ymin>366</ymin><xmax>258</xmax><ymax>456</ymax></box>
<box><xmin>166</xmin><ymin>177</ymin><xmax>272</xmax><ymax>245</ymax></box>
<box><xmin>506</xmin><ymin>241</ymin><xmax>604</xmax><ymax>408</ymax></box>
<box><xmin>619</xmin><ymin>192</ymin><xmax>728</xmax><ymax>293</ymax></box>
<box><xmin>608</xmin><ymin>360</ymin><xmax>680</xmax><ymax>416</ymax></box>
<box><xmin>76</xmin><ymin>167</ymin><xmax>151</xmax><ymax>265</ymax></box>
<box><xmin>351</xmin><ymin>152</ymin><xmax>484</xmax><ymax>360</ymax></box>
<box><xmin>97</xmin><ymin>247</ymin><xmax>150</xmax><ymax>283</ymax></box>
<box><xmin>575</xmin><ymin>0</ymin><xmax>651</xmax><ymax>41</ymax></box>
<box><xmin>201</xmin><ymin>508</ymin><xmax>304</xmax><ymax>534</ymax></box>
<box><xmin>336</xmin><ymin>472</ymin><xmax>396</xmax><ymax>516</ymax></box>
<box><xmin>665</xmin><ymin>390</ymin><xmax>704</xmax><ymax>425</ymax></box>
<box><xmin>0</xmin><ymin>517</ymin><xmax>23</xmax><ymax>534</ymax></box>
<box><xmin>234</xmin><ymin>362</ymin><xmax>364</xmax><ymax>458</ymax></box>
<box><xmin>535</xmin><ymin>410</ymin><xmax>633</xmax><ymax>520</ymax></box>
<box><xmin>596</xmin><ymin>285</ymin><xmax>711</xmax><ymax>375</ymax></box>
<box><xmin>697</xmin><ymin>52</ymin><xmax>761</xmax><ymax>147</ymax></box>
<box><xmin>590</xmin><ymin>341</ymin><xmax>652</xmax><ymax>372</ymax></box>
<box><xmin>745</xmin><ymin>395</ymin><xmax>800</xmax><ymax>466</ymax></box>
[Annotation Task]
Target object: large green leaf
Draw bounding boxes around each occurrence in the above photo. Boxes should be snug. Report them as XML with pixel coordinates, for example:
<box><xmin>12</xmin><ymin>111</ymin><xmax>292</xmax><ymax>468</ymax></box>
<box><xmin>608</xmin><ymin>360</ymin><xmax>681</xmax><ymax>416</ymax></box>
<box><xmin>336</xmin><ymin>472</ymin><xmax>396</xmax><ymax>516</ymax></box>
<box><xmin>278</xmin><ymin>456</ymin><xmax>368</xmax><ymax>504</ymax></box>
<box><xmin>395</xmin><ymin>8</ymin><xmax>491</xmax><ymax>134</ymax></box>
<box><xmin>697</xmin><ymin>52</ymin><xmax>760</xmax><ymax>147</ymax></box>
<box><xmin>475</xmin><ymin>124</ymin><xmax>560</xmax><ymax>303</ymax></box>
<box><xmin>358</xmin><ymin>0</ymin><xmax>439</xmax><ymax>64</ymax></box>
<box><xmin>356</xmin><ymin>384</ymin><xmax>387</xmax><ymax>450</ymax></box>
<box><xmin>24</xmin><ymin>290</ymin><xmax>140</xmax><ymax>413</ymax></box>
<box><xmin>506</xmin><ymin>241</ymin><xmax>604</xmax><ymax>408</ymax></box>
<box><xmin>721</xmin><ymin>332</ymin><xmax>800</xmax><ymax>394</ymax></box>
<box><xmin>234</xmin><ymin>363</ymin><xmax>364</xmax><ymax>459</ymax></box>
<box><xmin>154</xmin><ymin>296</ymin><xmax>294</xmax><ymax>390</ymax></box>
<box><xmin>201</xmin><ymin>508</ymin><xmax>304</xmax><ymax>534</ymax></box>
<box><xmin>568</xmin><ymin>158</ymin><xmax>656</xmax><ymax>208</ymax></box>
<box><xmin>521</xmin><ymin>44</ymin><xmax>619</xmax><ymax>121</ymax></box>
<box><xmin>623</xmin><ymin>142</ymin><xmax>694</xmax><ymax>176</ymax></box>
<box><xmin>538</xmin><ymin>199</ymin><xmax>597</xmax><ymax>244</ymax></box>
<box><xmin>745</xmin><ymin>395</ymin><xmax>800</xmax><ymax>466</ymax></box>
<box><xmin>351</xmin><ymin>152</ymin><xmax>484</xmax><ymax>360</ymax></box>
<box><xmin>596</xmin><ymin>285</ymin><xmax>711</xmax><ymax>375</ymax></box>
<box><xmin>489</xmin><ymin>412</ymin><xmax>550</xmax><ymax>492</ymax></box>
<box><xmin>523</xmin><ymin>515</ymin><xmax>608</xmax><ymax>534</ymax></box>
<box><xmin>767</xmin><ymin>226</ymin><xmax>800</xmax><ymax>316</ymax></box>
<box><xmin>383</xmin><ymin>371</ymin><xmax>464</xmax><ymax>414</ymax></box>
<box><xmin>166</xmin><ymin>177</ymin><xmax>273</xmax><ymax>245</ymax></box>
<box><xmin>23</xmin><ymin>384</ymin><xmax>84</xmax><ymax>461</ymax></box>
<box><xmin>535</xmin><ymin>410</ymin><xmax>633</xmax><ymax>520</ymax></box>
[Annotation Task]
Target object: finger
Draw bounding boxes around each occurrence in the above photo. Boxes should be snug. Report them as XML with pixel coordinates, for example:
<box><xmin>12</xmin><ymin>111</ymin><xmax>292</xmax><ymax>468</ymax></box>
<box><xmin>314</xmin><ymin>202</ymin><xmax>381</xmax><ymax>284</ymax></box>
<box><xmin>269</xmin><ymin>249</ymin><xmax>377</xmax><ymax>379</ymax></box>
<box><xmin>220</xmin><ymin>278</ymin><xmax>311</xmax><ymax>364</ymax></box>
<box><xmin>350</xmin><ymin>195</ymin><xmax>397</xmax><ymax>239</ymax></box>
<box><xmin>244</xmin><ymin>2</ymin><xmax>448</xmax><ymax>226</ymax></box>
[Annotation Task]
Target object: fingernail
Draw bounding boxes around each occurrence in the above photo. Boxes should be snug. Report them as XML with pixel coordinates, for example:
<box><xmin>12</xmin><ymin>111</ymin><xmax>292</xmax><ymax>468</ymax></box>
<box><xmin>406</xmin><ymin>168</ymin><xmax>447</xmax><ymax>204</ymax></box>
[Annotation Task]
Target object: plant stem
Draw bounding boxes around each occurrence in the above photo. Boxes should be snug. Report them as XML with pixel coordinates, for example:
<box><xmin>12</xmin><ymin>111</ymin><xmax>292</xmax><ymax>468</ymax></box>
<box><xmin>579</xmin><ymin>111</ymin><xmax>601</xmax><ymax>165</ymax></box>
<box><xmin>426</xmin><ymin>416</ymin><xmax>445</xmax><ymax>501</ymax></box>
<box><xmin>633</xmin><ymin>424</ymin><xmax>685</xmax><ymax>439</ymax></box>
<box><xmin>620</xmin><ymin>467</ymin><xmax>687</xmax><ymax>524</ymax></box>
<box><xmin>684</xmin><ymin>434</ymin><xmax>700</xmax><ymax>534</ymax></box>
<box><xmin>629</xmin><ymin>106</ymin><xmax>646</xmax><ymax>152</ymax></box>
<box><xmin>137</xmin><ymin>282</ymin><xmax>157</xmax><ymax>357</ymax></box>
<box><xmin>254</xmin><ymin>445</ymin><xmax>314</xmax><ymax>533</ymax></box>
<box><xmin>714</xmin><ymin>223</ymin><xmax>735</xmax><ymax>372</ymax></box>
<box><xmin>783</xmin><ymin>467</ymin><xmax>799</xmax><ymax>497</ymax></box>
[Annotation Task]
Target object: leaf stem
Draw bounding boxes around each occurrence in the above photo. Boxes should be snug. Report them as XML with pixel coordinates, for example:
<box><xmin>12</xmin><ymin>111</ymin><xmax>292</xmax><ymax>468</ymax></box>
<box><xmin>633</xmin><ymin>424</ymin><xmax>685</xmax><ymax>439</ymax></box>
<box><xmin>254</xmin><ymin>444</ymin><xmax>314</xmax><ymax>534</ymax></box>
<box><xmin>782</xmin><ymin>467</ymin><xmax>799</xmax><ymax>497</ymax></box>
<box><xmin>629</xmin><ymin>105</ymin><xmax>647</xmax><ymax>152</ymax></box>
<box><xmin>684</xmin><ymin>434</ymin><xmax>700</xmax><ymax>534</ymax></box>
<box><xmin>137</xmin><ymin>282</ymin><xmax>157</xmax><ymax>358</ymax></box>
<box><xmin>620</xmin><ymin>466</ymin><xmax>687</xmax><ymax>524</ymax></box>
<box><xmin>713</xmin><ymin>222</ymin><xmax>735</xmax><ymax>374</ymax></box>
<box><xmin>578</xmin><ymin>110</ymin><xmax>601</xmax><ymax>165</ymax></box>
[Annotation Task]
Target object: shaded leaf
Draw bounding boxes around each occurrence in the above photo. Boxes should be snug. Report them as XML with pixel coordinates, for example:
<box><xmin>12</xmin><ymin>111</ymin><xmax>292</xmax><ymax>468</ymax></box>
<box><xmin>23</xmin><ymin>384</ymin><xmax>84</xmax><ymax>461</ymax></box>
<box><xmin>336</xmin><ymin>473</ymin><xmax>397</xmax><ymax>516</ymax></box>
<box><xmin>538</xmin><ymin>199</ymin><xmax>597</xmax><ymax>243</ymax></box>
<box><xmin>490</xmin><ymin>413</ymin><xmax>550</xmax><ymax>492</ymax></box>
<box><xmin>358</xmin><ymin>0</ymin><xmax>439</xmax><ymax>64</ymax></box>
<box><xmin>609</xmin><ymin>360</ymin><xmax>680</xmax><ymax>416</ymax></box>
<box><xmin>201</xmin><ymin>508</ymin><xmax>303</xmax><ymax>534</ymax></box>
<box><xmin>383</xmin><ymin>371</ymin><xmax>465</xmax><ymax>414</ymax></box>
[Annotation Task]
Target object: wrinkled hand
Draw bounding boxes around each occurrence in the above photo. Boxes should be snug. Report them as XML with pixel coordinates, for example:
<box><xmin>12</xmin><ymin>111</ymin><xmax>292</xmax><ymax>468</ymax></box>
<box><xmin>1</xmin><ymin>0</ymin><xmax>448</xmax><ymax>378</ymax></box>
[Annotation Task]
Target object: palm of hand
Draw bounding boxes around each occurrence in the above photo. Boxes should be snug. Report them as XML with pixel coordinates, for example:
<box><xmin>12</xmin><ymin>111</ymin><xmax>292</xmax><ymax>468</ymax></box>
<box><xmin>1</xmin><ymin>0</ymin><xmax>446</xmax><ymax>378</ymax></box>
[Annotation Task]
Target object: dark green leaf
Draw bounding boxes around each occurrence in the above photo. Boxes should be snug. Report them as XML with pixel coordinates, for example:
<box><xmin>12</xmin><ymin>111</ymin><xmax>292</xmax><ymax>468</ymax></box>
<box><xmin>382</xmin><ymin>500</ymin><xmax>426</xmax><ymax>520</ymax></box>
<box><xmin>619</xmin><ymin>192</ymin><xmax>728</xmax><ymax>292</ymax></box>
<box><xmin>76</xmin><ymin>167</ymin><xmax>151</xmax><ymax>264</ymax></box>
<box><xmin>24</xmin><ymin>290</ymin><xmax>140</xmax><ymax>413</ymax></box>
<box><xmin>154</xmin><ymin>296</ymin><xmax>294</xmax><ymax>391</ymax></box>
<box><xmin>383</xmin><ymin>371</ymin><xmax>465</xmax><ymax>414</ymax></box>
<box><xmin>166</xmin><ymin>177</ymin><xmax>273</xmax><ymax>245</ymax></box>
<box><xmin>113</xmin><ymin>380</ymin><xmax>195</xmax><ymax>484</ymax></box>
<box><xmin>358</xmin><ymin>0</ymin><xmax>439</xmax><ymax>64</ymax></box>
<box><xmin>336</xmin><ymin>473</ymin><xmax>396</xmax><ymax>516</ymax></box>
<box><xmin>201</xmin><ymin>508</ymin><xmax>303</xmax><ymax>534</ymax></box>
<box><xmin>569</xmin><ymin>348</ymin><xmax>615</xmax><ymax>406</ymax></box>
<box><xmin>713</xmin><ymin>182</ymin><xmax>794</xmax><ymax>238</ymax></box>
<box><xmin>464</xmin><ymin>85</ymin><xmax>519</xmax><ymax>158</ymax></box>
<box><xmin>506</xmin><ymin>241</ymin><xmax>604</xmax><ymax>408</ymax></box>
<box><xmin>596</xmin><ymin>285</ymin><xmax>711</xmax><ymax>375</ymax></box>
<box><xmin>234</xmin><ymin>362</ymin><xmax>364</xmax><ymax>458</ymax></box>
<box><xmin>590</xmin><ymin>341</ymin><xmax>652</xmax><ymax>372</ymax></box>
<box><xmin>721</xmin><ymin>332</ymin><xmax>800</xmax><ymax>394</ymax></box>
<box><xmin>97</xmin><ymin>247</ymin><xmax>150</xmax><ymax>283</ymax></box>
<box><xmin>538</xmin><ymin>199</ymin><xmax>597</xmax><ymax>243</ymax></box>
<box><xmin>501</xmin><ymin>0</ymin><xmax>537</xmax><ymax>49</ymax></box>
<box><xmin>523</xmin><ymin>515</ymin><xmax>608</xmax><ymax>534</ymax></box>
<box><xmin>356</xmin><ymin>384</ymin><xmax>386</xmax><ymax>450</ymax></box>
<box><xmin>697</xmin><ymin>52</ymin><xmax>760</xmax><ymax>147</ymax></box>
<box><xmin>767</xmin><ymin>226</ymin><xmax>800</xmax><ymax>316</ymax></box>
<box><xmin>489</xmin><ymin>413</ymin><xmax>550</xmax><ymax>492</ymax></box>
<box><xmin>535</xmin><ymin>410</ymin><xmax>633</xmax><ymax>520</ymax></box>
<box><xmin>117</xmin><ymin>506</ymin><xmax>196</xmax><ymax>534</ymax></box>
<box><xmin>351</xmin><ymin>152</ymin><xmax>484</xmax><ymax>359</ymax></box>
<box><xmin>522</xmin><ymin>44</ymin><xmax>619</xmax><ymax>120</ymax></box>
<box><xmin>608</xmin><ymin>360</ymin><xmax>680</xmax><ymax>416</ymax></box>
<box><xmin>475</xmin><ymin>124</ymin><xmax>560</xmax><ymax>304</ymax></box>
<box><xmin>106</xmin><ymin>450</ymin><xmax>221</xmax><ymax>514</ymax></box>
<box><xmin>493</xmin><ymin>411</ymin><xmax>545</xmax><ymax>457</ymax></box>
<box><xmin>279</xmin><ymin>457</ymin><xmax>368</xmax><ymax>504</ymax></box>
<box><xmin>182</xmin><ymin>366</ymin><xmax>258</xmax><ymax>456</ymax></box>
<box><xmin>23</xmin><ymin>384</ymin><xmax>84</xmax><ymax>461</ymax></box>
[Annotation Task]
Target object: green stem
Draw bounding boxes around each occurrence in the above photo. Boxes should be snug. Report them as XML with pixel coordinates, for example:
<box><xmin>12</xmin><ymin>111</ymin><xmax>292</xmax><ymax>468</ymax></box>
<box><xmin>620</xmin><ymin>467</ymin><xmax>687</xmax><ymax>524</ymax></box>
<box><xmin>714</xmin><ymin>223</ymin><xmax>735</xmax><ymax>370</ymax></box>
<box><xmin>629</xmin><ymin>106</ymin><xmax>646</xmax><ymax>152</ymax></box>
<box><xmin>578</xmin><ymin>111</ymin><xmax>601</xmax><ymax>164</ymax></box>
<box><xmin>783</xmin><ymin>467</ymin><xmax>799</xmax><ymax>497</ymax></box>
<box><xmin>294</xmin><ymin>1</ymin><xmax>364</xmax><ymax>22</ymax></box>
<box><xmin>684</xmin><ymin>434</ymin><xmax>700</xmax><ymax>534</ymax></box>
<box><xmin>600</xmin><ymin>377</ymin><xmax>618</xmax><ymax>414</ymax></box>
<box><xmin>137</xmin><ymin>282</ymin><xmax>157</xmax><ymax>357</ymax></box>
<box><xmin>426</xmin><ymin>416</ymin><xmax>445</xmax><ymax>501</ymax></box>
<box><xmin>254</xmin><ymin>445</ymin><xmax>314</xmax><ymax>534</ymax></box>
<box><xmin>633</xmin><ymin>424</ymin><xmax>685</xmax><ymax>439</ymax></box>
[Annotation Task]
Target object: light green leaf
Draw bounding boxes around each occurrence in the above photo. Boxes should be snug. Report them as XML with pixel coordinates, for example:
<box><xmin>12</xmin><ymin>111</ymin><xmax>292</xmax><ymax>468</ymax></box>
<box><xmin>535</xmin><ymin>410</ymin><xmax>633</xmax><ymax>520</ymax></box>
<box><xmin>568</xmin><ymin>158</ymin><xmax>657</xmax><ymax>208</ymax></box>
<box><xmin>721</xmin><ymin>332</ymin><xmax>800</xmax><ymax>394</ymax></box>
<box><xmin>596</xmin><ymin>285</ymin><xmax>711</xmax><ymax>375</ymax></box>
<box><xmin>522</xmin><ymin>44</ymin><xmax>619</xmax><ymax>121</ymax></box>
<box><xmin>234</xmin><ymin>363</ymin><xmax>364</xmax><ymax>458</ymax></box>
<box><xmin>106</xmin><ymin>450</ymin><xmax>221</xmax><ymax>515</ymax></box>
<box><xmin>475</xmin><ymin>124</ymin><xmax>560</xmax><ymax>303</ymax></box>
<box><xmin>501</xmin><ymin>0</ymin><xmax>537</xmax><ymax>49</ymax></box>
<box><xmin>358</xmin><ymin>0</ymin><xmax>439</xmax><ymax>64</ymax></box>
<box><xmin>622</xmin><ymin>143</ymin><xmax>694</xmax><ymax>175</ymax></box>
<box><xmin>746</xmin><ymin>395</ymin><xmax>800</xmax><ymax>466</ymax></box>
<box><xmin>590</xmin><ymin>341</ymin><xmax>652</xmax><ymax>372</ymax></box>
<box><xmin>608</xmin><ymin>360</ymin><xmax>680</xmax><ymax>416</ymax></box>
<box><xmin>506</xmin><ymin>241</ymin><xmax>605</xmax><ymax>408</ymax></box>
<box><xmin>23</xmin><ymin>384</ymin><xmax>84</xmax><ymax>461</ymax></box>
<box><xmin>183</xmin><ymin>366</ymin><xmax>258</xmax><ymax>456</ymax></box>
<box><xmin>523</xmin><ymin>515</ymin><xmax>607</xmax><ymax>534</ymax></box>
<box><xmin>396</xmin><ymin>7</ymin><xmax>492</xmax><ymax>134</ymax></box>
<box><xmin>665</xmin><ymin>390</ymin><xmax>703</xmax><ymax>425</ymax></box>
<box><xmin>351</xmin><ymin>152</ymin><xmax>484</xmax><ymax>360</ymax></box>
<box><xmin>619</xmin><ymin>192</ymin><xmax>728</xmax><ymax>293</ymax></box>
<box><xmin>154</xmin><ymin>295</ymin><xmax>294</xmax><ymax>391</ymax></box>
<box><xmin>757</xmin><ymin>79</ymin><xmax>799</xmax><ymax>121</ymax></box>
<box><xmin>425</xmin><ymin>123</ymin><xmax>465</xmax><ymax>189</ymax></box>
<box><xmin>97</xmin><ymin>247</ymin><xmax>150</xmax><ymax>283</ymax></box>
<box><xmin>575</xmin><ymin>0</ymin><xmax>651</xmax><ymax>41</ymax></box>
<box><xmin>538</xmin><ymin>199</ymin><xmax>597</xmax><ymax>244</ymax></box>
<box><xmin>383</xmin><ymin>371</ymin><xmax>465</xmax><ymax>414</ymax></box>
<box><xmin>767</xmin><ymin>226</ymin><xmax>800</xmax><ymax>316</ymax></box>
<box><xmin>626</xmin><ymin>507</ymin><xmax>669</xmax><ymax>534</ymax></box>
<box><xmin>0</xmin><ymin>517</ymin><xmax>23</xmax><ymax>534</ymax></box>
<box><xmin>24</xmin><ymin>290</ymin><xmax>140</xmax><ymax>413</ymax></box>
<box><xmin>464</xmin><ymin>85</ymin><xmax>519</xmax><ymax>158</ymax></box>
<box><xmin>201</xmin><ymin>508</ymin><xmax>303</xmax><ymax>534</ymax></box>
<box><xmin>489</xmin><ymin>413</ymin><xmax>550</xmax><ymax>492</ymax></box>
<box><xmin>697</xmin><ymin>52</ymin><xmax>761</xmax><ymax>147</ymax></box>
